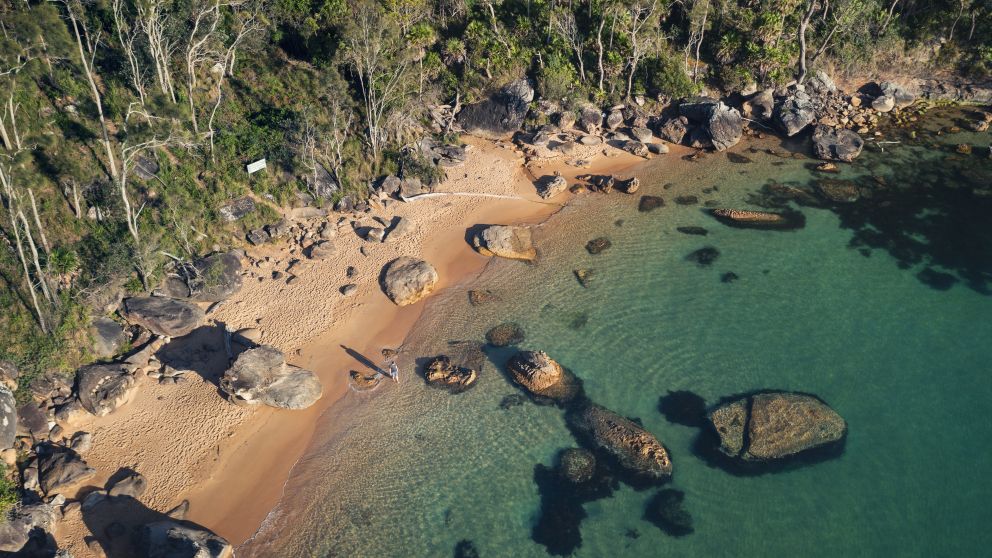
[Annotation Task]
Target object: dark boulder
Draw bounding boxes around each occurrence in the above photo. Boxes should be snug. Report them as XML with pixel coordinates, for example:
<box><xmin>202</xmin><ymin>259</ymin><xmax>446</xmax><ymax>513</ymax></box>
<box><xmin>423</xmin><ymin>355</ymin><xmax>477</xmax><ymax>393</ymax></box>
<box><xmin>457</xmin><ymin>79</ymin><xmax>534</xmax><ymax>139</ymax></box>
<box><xmin>686</xmin><ymin>246</ymin><xmax>720</xmax><ymax>267</ymax></box>
<box><xmin>774</xmin><ymin>93</ymin><xmax>816</xmax><ymax>136</ymax></box>
<box><xmin>122</xmin><ymin>296</ymin><xmax>205</xmax><ymax>337</ymax></box>
<box><xmin>91</xmin><ymin>316</ymin><xmax>126</xmax><ymax>358</ymax></box>
<box><xmin>639</xmin><ymin>196</ymin><xmax>665</xmax><ymax>212</ymax></box>
<box><xmin>676</xmin><ymin>226</ymin><xmax>708</xmax><ymax>236</ymax></box>
<box><xmin>815</xmin><ymin>179</ymin><xmax>861</xmax><ymax>203</ymax></box>
<box><xmin>585</xmin><ymin>237</ymin><xmax>611</xmax><ymax>255</ymax></box>
<box><xmin>658</xmin><ymin>116</ymin><xmax>690</xmax><ymax>144</ymax></box>
<box><xmin>76</xmin><ymin>363</ymin><xmax>137</xmax><ymax>416</ymax></box>
<box><xmin>37</xmin><ymin>445</ymin><xmax>96</xmax><ymax>494</ymax></box>
<box><xmin>0</xmin><ymin>502</ymin><xmax>58</xmax><ymax>554</ymax></box>
<box><xmin>108</xmin><ymin>470</ymin><xmax>148</xmax><ymax>499</ymax></box>
<box><xmin>811</xmin><ymin>125</ymin><xmax>864</xmax><ymax>162</ymax></box>
<box><xmin>138</xmin><ymin>520</ymin><xmax>233</xmax><ymax>558</ymax></box>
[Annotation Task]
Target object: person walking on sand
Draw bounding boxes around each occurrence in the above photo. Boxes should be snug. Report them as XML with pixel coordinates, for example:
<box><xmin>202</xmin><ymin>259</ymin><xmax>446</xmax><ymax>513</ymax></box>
<box><xmin>387</xmin><ymin>360</ymin><xmax>400</xmax><ymax>383</ymax></box>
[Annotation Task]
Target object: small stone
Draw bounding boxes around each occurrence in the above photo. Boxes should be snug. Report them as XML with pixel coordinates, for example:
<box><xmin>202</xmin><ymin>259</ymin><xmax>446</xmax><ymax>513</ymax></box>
<box><xmin>340</xmin><ymin>284</ymin><xmax>358</xmax><ymax>296</ymax></box>
<box><xmin>585</xmin><ymin>237</ymin><xmax>612</xmax><ymax>255</ymax></box>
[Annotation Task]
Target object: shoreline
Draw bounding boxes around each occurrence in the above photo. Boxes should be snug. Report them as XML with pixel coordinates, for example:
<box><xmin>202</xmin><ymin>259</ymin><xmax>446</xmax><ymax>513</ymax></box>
<box><xmin>52</xmin><ymin>134</ymin><xmax>654</xmax><ymax>555</ymax></box>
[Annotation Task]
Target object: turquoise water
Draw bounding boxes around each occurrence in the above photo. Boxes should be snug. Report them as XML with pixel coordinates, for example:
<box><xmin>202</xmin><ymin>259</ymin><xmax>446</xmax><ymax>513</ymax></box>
<box><xmin>243</xmin><ymin>110</ymin><xmax>992</xmax><ymax>557</ymax></box>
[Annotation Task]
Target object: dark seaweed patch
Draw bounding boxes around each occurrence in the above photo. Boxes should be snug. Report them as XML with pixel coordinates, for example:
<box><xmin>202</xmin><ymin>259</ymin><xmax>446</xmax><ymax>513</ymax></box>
<box><xmin>658</xmin><ymin>390</ymin><xmax>708</xmax><ymax>427</ymax></box>
<box><xmin>644</xmin><ymin>489</ymin><xmax>694</xmax><ymax>537</ymax></box>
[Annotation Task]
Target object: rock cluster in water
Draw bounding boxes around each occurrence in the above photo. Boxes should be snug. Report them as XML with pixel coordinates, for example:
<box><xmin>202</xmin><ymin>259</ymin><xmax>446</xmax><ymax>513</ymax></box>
<box><xmin>423</xmin><ymin>355</ymin><xmax>478</xmax><ymax>393</ymax></box>
<box><xmin>567</xmin><ymin>403</ymin><xmax>672</xmax><ymax>483</ymax></box>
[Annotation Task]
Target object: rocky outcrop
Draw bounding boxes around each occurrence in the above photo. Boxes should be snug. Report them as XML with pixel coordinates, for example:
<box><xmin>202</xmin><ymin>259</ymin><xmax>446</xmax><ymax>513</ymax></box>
<box><xmin>708</xmin><ymin>391</ymin><xmax>847</xmax><ymax>462</ymax></box>
<box><xmin>122</xmin><ymin>296</ymin><xmax>205</xmax><ymax>337</ymax></box>
<box><xmin>160</xmin><ymin>251</ymin><xmax>243</xmax><ymax>303</ymax></box>
<box><xmin>658</xmin><ymin>116</ymin><xmax>689</xmax><ymax>144</ymax></box>
<box><xmin>568</xmin><ymin>403</ymin><xmax>672</xmax><ymax>481</ymax></box>
<box><xmin>811</xmin><ymin>125</ymin><xmax>864</xmax><ymax>162</ymax></box>
<box><xmin>423</xmin><ymin>355</ymin><xmax>477</xmax><ymax>393</ymax></box>
<box><xmin>75</xmin><ymin>363</ymin><xmax>137</xmax><ymax>416</ymax></box>
<box><xmin>709</xmin><ymin>208</ymin><xmax>806</xmax><ymax>230</ymax></box>
<box><xmin>471</xmin><ymin>225</ymin><xmax>537</xmax><ymax>261</ymax></box>
<box><xmin>90</xmin><ymin>316</ymin><xmax>126</xmax><ymax>358</ymax></box>
<box><xmin>457</xmin><ymin>79</ymin><xmax>534</xmax><ymax>139</ymax></box>
<box><xmin>579</xmin><ymin>105</ymin><xmax>602</xmax><ymax>133</ymax></box>
<box><xmin>218</xmin><ymin>196</ymin><xmax>255</xmax><ymax>222</ymax></box>
<box><xmin>774</xmin><ymin>92</ymin><xmax>816</xmax><ymax>136</ymax></box>
<box><xmin>108</xmin><ymin>471</ymin><xmax>148</xmax><ymax>498</ymax></box>
<box><xmin>506</xmin><ymin>350</ymin><xmax>581</xmax><ymax>404</ymax></box>
<box><xmin>220</xmin><ymin>345</ymin><xmax>322</xmax><ymax>409</ymax></box>
<box><xmin>381</xmin><ymin>257</ymin><xmax>439</xmax><ymax>306</ymax></box>
<box><xmin>37</xmin><ymin>445</ymin><xmax>96</xmax><ymax>494</ymax></box>
<box><xmin>743</xmin><ymin>88</ymin><xmax>775</xmax><ymax>120</ymax></box>
<box><xmin>138</xmin><ymin>520</ymin><xmax>233</xmax><ymax>558</ymax></box>
<box><xmin>681</xmin><ymin>99</ymin><xmax>743</xmax><ymax>151</ymax></box>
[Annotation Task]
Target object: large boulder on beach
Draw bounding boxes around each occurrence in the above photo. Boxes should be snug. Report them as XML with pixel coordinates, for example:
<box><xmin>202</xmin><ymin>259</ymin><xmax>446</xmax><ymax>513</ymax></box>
<box><xmin>579</xmin><ymin>105</ymin><xmax>602</xmax><ymax>133</ymax></box>
<box><xmin>709</xmin><ymin>391</ymin><xmax>847</xmax><ymax>462</ymax></box>
<box><xmin>880</xmin><ymin>81</ymin><xmax>915</xmax><ymax>108</ymax></box>
<box><xmin>506</xmin><ymin>350</ymin><xmax>581</xmax><ymax>404</ymax></box>
<box><xmin>471</xmin><ymin>225</ymin><xmax>537</xmax><ymax>261</ymax></box>
<box><xmin>536</xmin><ymin>174</ymin><xmax>568</xmax><ymax>199</ymax></box>
<box><xmin>382</xmin><ymin>257</ymin><xmax>439</xmax><ymax>306</ymax></box>
<box><xmin>457</xmin><ymin>79</ymin><xmax>534</xmax><ymax>139</ymax></box>
<box><xmin>37</xmin><ymin>446</ymin><xmax>96</xmax><ymax>494</ymax></box>
<box><xmin>568</xmin><ymin>403</ymin><xmax>672</xmax><ymax>481</ymax></box>
<box><xmin>220</xmin><ymin>345</ymin><xmax>322</xmax><ymax>409</ymax></box>
<box><xmin>75</xmin><ymin>363</ymin><xmax>137</xmax><ymax>416</ymax></box>
<box><xmin>122</xmin><ymin>296</ymin><xmax>205</xmax><ymax>338</ymax></box>
<box><xmin>138</xmin><ymin>520</ymin><xmax>233</xmax><ymax>558</ymax></box>
<box><xmin>658</xmin><ymin>116</ymin><xmax>689</xmax><ymax>144</ymax></box>
<box><xmin>678</xmin><ymin>98</ymin><xmax>742</xmax><ymax>151</ymax></box>
<box><xmin>0</xmin><ymin>386</ymin><xmax>15</xmax><ymax>450</ymax></box>
<box><xmin>774</xmin><ymin>93</ymin><xmax>816</xmax><ymax>136</ymax></box>
<box><xmin>812</xmin><ymin>125</ymin><xmax>864</xmax><ymax>162</ymax></box>
<box><xmin>160</xmin><ymin>251</ymin><xmax>243</xmax><ymax>303</ymax></box>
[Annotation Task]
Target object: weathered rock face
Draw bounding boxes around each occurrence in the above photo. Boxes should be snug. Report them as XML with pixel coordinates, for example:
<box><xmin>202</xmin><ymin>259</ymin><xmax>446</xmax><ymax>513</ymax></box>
<box><xmin>471</xmin><ymin>225</ymin><xmax>537</xmax><ymax>261</ymax></box>
<box><xmin>220</xmin><ymin>345</ymin><xmax>322</xmax><ymax>410</ymax></box>
<box><xmin>307</xmin><ymin>240</ymin><xmax>337</xmax><ymax>260</ymax></box>
<box><xmin>506</xmin><ymin>350</ymin><xmax>581</xmax><ymax>404</ymax></box>
<box><xmin>680</xmin><ymin>98</ymin><xmax>743</xmax><ymax>151</ymax></box>
<box><xmin>382</xmin><ymin>257</ymin><xmax>439</xmax><ymax>306</ymax></box>
<box><xmin>579</xmin><ymin>105</ymin><xmax>602</xmax><ymax>133</ymax></box>
<box><xmin>708</xmin><ymin>391</ymin><xmax>847</xmax><ymax>462</ymax></box>
<box><xmin>812</xmin><ymin>125</ymin><xmax>864</xmax><ymax>162</ymax></box>
<box><xmin>568</xmin><ymin>403</ymin><xmax>672</xmax><ymax>481</ymax></box>
<box><xmin>139</xmin><ymin>520</ymin><xmax>233</xmax><ymax>558</ymax></box>
<box><xmin>0</xmin><ymin>386</ymin><xmax>15</xmax><ymax>450</ymax></box>
<box><xmin>218</xmin><ymin>196</ymin><xmax>255</xmax><ymax>222</ymax></box>
<box><xmin>743</xmin><ymin>88</ymin><xmax>775</xmax><ymax>120</ymax></box>
<box><xmin>108</xmin><ymin>471</ymin><xmax>148</xmax><ymax>498</ymax></box>
<box><xmin>872</xmin><ymin>94</ymin><xmax>895</xmax><ymax>112</ymax></box>
<box><xmin>122</xmin><ymin>296</ymin><xmax>205</xmax><ymax>338</ymax></box>
<box><xmin>0</xmin><ymin>502</ymin><xmax>58</xmax><ymax>553</ymax></box>
<box><xmin>37</xmin><ymin>446</ymin><xmax>96</xmax><ymax>494</ymax></box>
<box><xmin>536</xmin><ymin>174</ymin><xmax>568</xmax><ymax>199</ymax></box>
<box><xmin>457</xmin><ymin>79</ymin><xmax>534</xmax><ymax>139</ymax></box>
<box><xmin>91</xmin><ymin>316</ymin><xmax>126</xmax><ymax>358</ymax></box>
<box><xmin>709</xmin><ymin>208</ymin><xmax>806</xmax><ymax>230</ymax></box>
<box><xmin>423</xmin><ymin>355</ymin><xmax>478</xmax><ymax>393</ymax></box>
<box><xmin>774</xmin><ymin>93</ymin><xmax>816</xmax><ymax>136</ymax></box>
<box><xmin>658</xmin><ymin>116</ymin><xmax>689</xmax><ymax>144</ymax></box>
<box><xmin>160</xmin><ymin>251</ymin><xmax>243</xmax><ymax>303</ymax></box>
<box><xmin>76</xmin><ymin>363</ymin><xmax>137</xmax><ymax>416</ymax></box>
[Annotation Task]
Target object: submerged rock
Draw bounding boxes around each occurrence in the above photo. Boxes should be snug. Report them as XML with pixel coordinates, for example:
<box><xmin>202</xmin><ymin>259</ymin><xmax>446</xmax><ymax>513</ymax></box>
<box><xmin>644</xmin><ymin>489</ymin><xmax>694</xmax><ymax>536</ymax></box>
<box><xmin>658</xmin><ymin>390</ymin><xmax>707</xmax><ymax>428</ymax></box>
<box><xmin>676</xmin><ymin>226</ymin><xmax>708</xmax><ymax>236</ymax></box>
<box><xmin>585</xmin><ymin>237</ymin><xmax>612</xmax><ymax>255</ymax></box>
<box><xmin>220</xmin><ymin>345</ymin><xmax>322</xmax><ymax>409</ymax></box>
<box><xmin>639</xmin><ymin>196</ymin><xmax>664</xmax><ymax>212</ymax></box>
<box><xmin>567</xmin><ymin>403</ymin><xmax>672</xmax><ymax>482</ymax></box>
<box><xmin>709</xmin><ymin>208</ymin><xmax>806</xmax><ymax>230</ymax></box>
<box><xmin>122</xmin><ymin>296</ymin><xmax>205</xmax><ymax>338</ymax></box>
<box><xmin>708</xmin><ymin>391</ymin><xmax>847</xmax><ymax>462</ymax></box>
<box><xmin>686</xmin><ymin>246</ymin><xmax>720</xmax><ymax>267</ymax></box>
<box><xmin>558</xmin><ymin>448</ymin><xmax>597</xmax><ymax>484</ymax></box>
<box><xmin>472</xmin><ymin>225</ymin><xmax>537</xmax><ymax>261</ymax></box>
<box><xmin>485</xmin><ymin>323</ymin><xmax>525</xmax><ymax>347</ymax></box>
<box><xmin>382</xmin><ymin>257</ymin><xmax>439</xmax><ymax>306</ymax></box>
<box><xmin>573</xmin><ymin>269</ymin><xmax>594</xmax><ymax>288</ymax></box>
<box><xmin>815</xmin><ymin>179</ymin><xmax>861</xmax><ymax>203</ymax></box>
<box><xmin>468</xmin><ymin>290</ymin><xmax>500</xmax><ymax>306</ymax></box>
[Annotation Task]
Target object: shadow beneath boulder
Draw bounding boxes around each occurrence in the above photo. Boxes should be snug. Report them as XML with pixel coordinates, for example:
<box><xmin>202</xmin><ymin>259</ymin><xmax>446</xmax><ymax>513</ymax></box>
<box><xmin>341</xmin><ymin>345</ymin><xmax>385</xmax><ymax>375</ymax></box>
<box><xmin>154</xmin><ymin>324</ymin><xmax>232</xmax><ymax>386</ymax></box>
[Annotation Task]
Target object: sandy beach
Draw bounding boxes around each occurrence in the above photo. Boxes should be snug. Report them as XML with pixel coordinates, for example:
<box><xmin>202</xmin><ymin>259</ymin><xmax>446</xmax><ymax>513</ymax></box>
<box><xmin>53</xmin><ymin>134</ymin><xmax>654</xmax><ymax>555</ymax></box>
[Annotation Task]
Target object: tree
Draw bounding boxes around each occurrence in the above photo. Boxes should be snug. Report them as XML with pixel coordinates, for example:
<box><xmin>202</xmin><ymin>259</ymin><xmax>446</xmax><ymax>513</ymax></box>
<box><xmin>620</xmin><ymin>0</ymin><xmax>662</xmax><ymax>99</ymax></box>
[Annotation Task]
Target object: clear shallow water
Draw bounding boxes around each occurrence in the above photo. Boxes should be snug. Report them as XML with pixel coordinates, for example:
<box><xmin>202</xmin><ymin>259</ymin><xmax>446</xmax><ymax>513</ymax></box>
<box><xmin>244</xmin><ymin>111</ymin><xmax>992</xmax><ymax>557</ymax></box>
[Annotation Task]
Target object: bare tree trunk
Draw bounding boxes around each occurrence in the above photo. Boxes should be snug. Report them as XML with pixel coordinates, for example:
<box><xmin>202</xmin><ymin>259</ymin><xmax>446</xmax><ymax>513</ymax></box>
<box><xmin>6</xmin><ymin>94</ymin><xmax>20</xmax><ymax>150</ymax></box>
<box><xmin>112</xmin><ymin>0</ymin><xmax>147</xmax><ymax>105</ymax></box>
<box><xmin>17</xmin><ymin>209</ymin><xmax>52</xmax><ymax>303</ymax></box>
<box><xmin>66</xmin><ymin>4</ymin><xmax>120</xmax><ymax>180</ymax></box>
<box><xmin>692</xmin><ymin>1</ymin><xmax>710</xmax><ymax>83</ymax></box>
<box><xmin>0</xmin><ymin>117</ymin><xmax>11</xmax><ymax>151</ymax></box>
<box><xmin>596</xmin><ymin>18</ymin><xmax>606</xmax><ymax>92</ymax></box>
<box><xmin>797</xmin><ymin>0</ymin><xmax>817</xmax><ymax>84</ymax></box>
<box><xmin>26</xmin><ymin>187</ymin><xmax>50</xmax><ymax>254</ymax></box>
<box><xmin>6</xmin><ymin>206</ymin><xmax>47</xmax><ymax>333</ymax></box>
<box><xmin>879</xmin><ymin>0</ymin><xmax>900</xmax><ymax>36</ymax></box>
<box><xmin>947</xmin><ymin>0</ymin><xmax>967</xmax><ymax>42</ymax></box>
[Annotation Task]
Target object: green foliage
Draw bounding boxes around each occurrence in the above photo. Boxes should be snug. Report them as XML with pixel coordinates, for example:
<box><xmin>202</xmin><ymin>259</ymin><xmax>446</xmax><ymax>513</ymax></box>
<box><xmin>0</xmin><ymin>465</ymin><xmax>18</xmax><ymax>517</ymax></box>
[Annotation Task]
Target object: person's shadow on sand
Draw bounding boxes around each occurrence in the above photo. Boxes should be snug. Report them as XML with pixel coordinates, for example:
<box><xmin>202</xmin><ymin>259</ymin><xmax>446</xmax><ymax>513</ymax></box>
<box><xmin>341</xmin><ymin>345</ymin><xmax>385</xmax><ymax>375</ymax></box>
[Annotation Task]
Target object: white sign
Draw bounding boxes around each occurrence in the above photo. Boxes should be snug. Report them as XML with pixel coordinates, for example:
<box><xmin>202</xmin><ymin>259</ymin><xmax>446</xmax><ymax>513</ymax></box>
<box><xmin>246</xmin><ymin>159</ymin><xmax>267</xmax><ymax>174</ymax></box>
